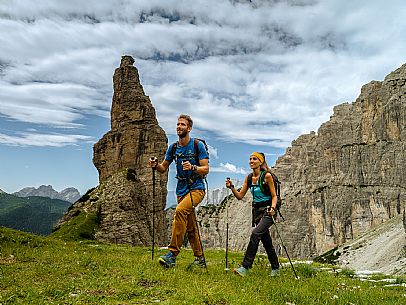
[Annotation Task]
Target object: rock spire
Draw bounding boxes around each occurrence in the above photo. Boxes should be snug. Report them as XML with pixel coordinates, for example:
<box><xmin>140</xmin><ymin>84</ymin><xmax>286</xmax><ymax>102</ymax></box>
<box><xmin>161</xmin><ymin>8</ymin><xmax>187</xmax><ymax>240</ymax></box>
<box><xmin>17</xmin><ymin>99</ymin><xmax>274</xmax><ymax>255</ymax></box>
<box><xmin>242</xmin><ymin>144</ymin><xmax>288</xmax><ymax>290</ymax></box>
<box><xmin>55</xmin><ymin>56</ymin><xmax>168</xmax><ymax>246</ymax></box>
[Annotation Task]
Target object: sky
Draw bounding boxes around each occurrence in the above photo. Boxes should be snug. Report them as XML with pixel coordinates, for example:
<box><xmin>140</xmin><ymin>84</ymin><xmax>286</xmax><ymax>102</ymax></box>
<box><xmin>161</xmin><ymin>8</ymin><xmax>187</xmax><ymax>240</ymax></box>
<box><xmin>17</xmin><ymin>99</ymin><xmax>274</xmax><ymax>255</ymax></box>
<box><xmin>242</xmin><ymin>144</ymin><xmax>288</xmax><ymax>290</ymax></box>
<box><xmin>0</xmin><ymin>0</ymin><xmax>405</xmax><ymax>195</ymax></box>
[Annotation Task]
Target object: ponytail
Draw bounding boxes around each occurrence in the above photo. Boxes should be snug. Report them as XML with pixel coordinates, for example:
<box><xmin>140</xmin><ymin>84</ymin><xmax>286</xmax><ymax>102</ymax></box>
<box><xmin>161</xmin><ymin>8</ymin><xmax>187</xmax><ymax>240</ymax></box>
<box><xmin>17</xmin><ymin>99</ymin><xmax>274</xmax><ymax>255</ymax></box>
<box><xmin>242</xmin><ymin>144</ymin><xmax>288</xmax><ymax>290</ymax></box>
<box><xmin>258</xmin><ymin>152</ymin><xmax>273</xmax><ymax>174</ymax></box>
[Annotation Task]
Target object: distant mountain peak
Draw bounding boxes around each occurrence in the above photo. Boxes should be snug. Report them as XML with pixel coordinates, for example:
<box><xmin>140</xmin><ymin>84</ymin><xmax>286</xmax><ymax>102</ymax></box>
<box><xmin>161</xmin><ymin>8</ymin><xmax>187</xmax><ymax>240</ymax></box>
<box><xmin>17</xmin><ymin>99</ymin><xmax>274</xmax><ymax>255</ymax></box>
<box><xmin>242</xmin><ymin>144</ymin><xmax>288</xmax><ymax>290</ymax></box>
<box><xmin>13</xmin><ymin>185</ymin><xmax>80</xmax><ymax>203</ymax></box>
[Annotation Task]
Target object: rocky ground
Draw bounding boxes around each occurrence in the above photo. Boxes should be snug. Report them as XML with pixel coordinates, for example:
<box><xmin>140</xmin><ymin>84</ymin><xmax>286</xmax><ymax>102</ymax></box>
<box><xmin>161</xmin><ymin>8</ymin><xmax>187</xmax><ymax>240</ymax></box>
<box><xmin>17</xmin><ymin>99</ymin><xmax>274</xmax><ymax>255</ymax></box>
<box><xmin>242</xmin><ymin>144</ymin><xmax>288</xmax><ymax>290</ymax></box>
<box><xmin>336</xmin><ymin>215</ymin><xmax>406</xmax><ymax>275</ymax></box>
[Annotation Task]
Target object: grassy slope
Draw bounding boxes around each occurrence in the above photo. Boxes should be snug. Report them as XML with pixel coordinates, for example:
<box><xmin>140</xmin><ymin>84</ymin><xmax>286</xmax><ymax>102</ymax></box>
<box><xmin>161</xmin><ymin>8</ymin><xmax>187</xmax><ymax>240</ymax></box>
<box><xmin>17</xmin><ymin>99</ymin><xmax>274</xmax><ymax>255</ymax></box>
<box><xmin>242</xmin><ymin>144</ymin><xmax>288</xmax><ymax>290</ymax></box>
<box><xmin>0</xmin><ymin>227</ymin><xmax>405</xmax><ymax>305</ymax></box>
<box><xmin>0</xmin><ymin>193</ymin><xmax>71</xmax><ymax>235</ymax></box>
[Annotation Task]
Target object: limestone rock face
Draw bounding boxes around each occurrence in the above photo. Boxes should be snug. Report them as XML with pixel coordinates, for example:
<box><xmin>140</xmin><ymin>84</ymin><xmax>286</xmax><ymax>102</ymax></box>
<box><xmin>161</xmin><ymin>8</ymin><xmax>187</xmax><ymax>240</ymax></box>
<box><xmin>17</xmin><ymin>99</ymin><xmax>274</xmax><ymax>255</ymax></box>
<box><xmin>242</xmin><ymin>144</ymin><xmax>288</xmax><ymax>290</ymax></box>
<box><xmin>198</xmin><ymin>63</ymin><xmax>406</xmax><ymax>259</ymax></box>
<box><xmin>56</xmin><ymin>56</ymin><xmax>168</xmax><ymax>246</ymax></box>
<box><xmin>93</xmin><ymin>55</ymin><xmax>167</xmax><ymax>184</ymax></box>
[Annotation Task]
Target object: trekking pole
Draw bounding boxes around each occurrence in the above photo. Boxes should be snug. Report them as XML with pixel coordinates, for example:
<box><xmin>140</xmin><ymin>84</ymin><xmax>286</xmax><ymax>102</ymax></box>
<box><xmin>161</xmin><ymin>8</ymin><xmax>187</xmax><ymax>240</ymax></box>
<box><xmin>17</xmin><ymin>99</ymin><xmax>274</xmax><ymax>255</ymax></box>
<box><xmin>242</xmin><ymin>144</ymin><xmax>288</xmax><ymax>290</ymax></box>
<box><xmin>271</xmin><ymin>215</ymin><xmax>299</xmax><ymax>280</ymax></box>
<box><xmin>224</xmin><ymin>178</ymin><xmax>231</xmax><ymax>271</ymax></box>
<box><xmin>151</xmin><ymin>166</ymin><xmax>156</xmax><ymax>261</ymax></box>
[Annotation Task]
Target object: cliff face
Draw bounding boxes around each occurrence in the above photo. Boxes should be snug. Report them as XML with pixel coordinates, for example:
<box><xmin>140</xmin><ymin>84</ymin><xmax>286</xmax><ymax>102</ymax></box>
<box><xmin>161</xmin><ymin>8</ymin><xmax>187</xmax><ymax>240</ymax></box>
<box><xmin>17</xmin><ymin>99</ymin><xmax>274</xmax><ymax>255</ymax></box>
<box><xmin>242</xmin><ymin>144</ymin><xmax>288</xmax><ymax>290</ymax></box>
<box><xmin>198</xmin><ymin>63</ymin><xmax>406</xmax><ymax>259</ymax></box>
<box><xmin>55</xmin><ymin>56</ymin><xmax>168</xmax><ymax>246</ymax></box>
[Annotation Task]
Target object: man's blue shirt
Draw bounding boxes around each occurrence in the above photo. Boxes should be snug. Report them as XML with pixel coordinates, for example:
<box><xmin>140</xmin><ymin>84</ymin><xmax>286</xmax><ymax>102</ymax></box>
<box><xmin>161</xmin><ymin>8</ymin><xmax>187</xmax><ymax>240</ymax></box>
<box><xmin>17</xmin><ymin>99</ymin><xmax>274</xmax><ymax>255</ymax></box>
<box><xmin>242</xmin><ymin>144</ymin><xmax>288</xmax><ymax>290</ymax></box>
<box><xmin>165</xmin><ymin>138</ymin><xmax>209</xmax><ymax>196</ymax></box>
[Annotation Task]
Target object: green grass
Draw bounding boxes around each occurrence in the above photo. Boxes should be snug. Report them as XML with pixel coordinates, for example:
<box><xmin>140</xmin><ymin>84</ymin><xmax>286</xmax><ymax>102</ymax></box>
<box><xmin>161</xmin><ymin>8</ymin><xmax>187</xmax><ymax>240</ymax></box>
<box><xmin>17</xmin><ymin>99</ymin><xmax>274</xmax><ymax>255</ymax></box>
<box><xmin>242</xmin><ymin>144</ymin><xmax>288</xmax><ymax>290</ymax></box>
<box><xmin>51</xmin><ymin>210</ymin><xmax>100</xmax><ymax>241</ymax></box>
<box><xmin>0</xmin><ymin>193</ymin><xmax>71</xmax><ymax>235</ymax></box>
<box><xmin>1</xmin><ymin>227</ymin><xmax>405</xmax><ymax>305</ymax></box>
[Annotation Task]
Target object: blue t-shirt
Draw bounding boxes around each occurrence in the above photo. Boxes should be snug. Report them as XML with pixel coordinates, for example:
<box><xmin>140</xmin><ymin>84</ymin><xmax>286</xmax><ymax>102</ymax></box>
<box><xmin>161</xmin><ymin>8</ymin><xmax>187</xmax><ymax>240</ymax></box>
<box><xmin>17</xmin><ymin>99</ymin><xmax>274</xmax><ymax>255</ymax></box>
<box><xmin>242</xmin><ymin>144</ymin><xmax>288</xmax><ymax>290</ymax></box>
<box><xmin>165</xmin><ymin>138</ymin><xmax>209</xmax><ymax>196</ymax></box>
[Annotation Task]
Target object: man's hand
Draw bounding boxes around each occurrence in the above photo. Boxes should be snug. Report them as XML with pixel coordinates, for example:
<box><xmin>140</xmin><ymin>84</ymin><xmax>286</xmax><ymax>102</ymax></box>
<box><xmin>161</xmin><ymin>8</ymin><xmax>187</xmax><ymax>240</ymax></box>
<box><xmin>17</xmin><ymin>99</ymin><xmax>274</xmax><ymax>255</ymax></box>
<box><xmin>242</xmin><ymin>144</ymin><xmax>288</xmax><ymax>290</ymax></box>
<box><xmin>148</xmin><ymin>157</ymin><xmax>158</xmax><ymax>169</ymax></box>
<box><xmin>181</xmin><ymin>161</ymin><xmax>193</xmax><ymax>171</ymax></box>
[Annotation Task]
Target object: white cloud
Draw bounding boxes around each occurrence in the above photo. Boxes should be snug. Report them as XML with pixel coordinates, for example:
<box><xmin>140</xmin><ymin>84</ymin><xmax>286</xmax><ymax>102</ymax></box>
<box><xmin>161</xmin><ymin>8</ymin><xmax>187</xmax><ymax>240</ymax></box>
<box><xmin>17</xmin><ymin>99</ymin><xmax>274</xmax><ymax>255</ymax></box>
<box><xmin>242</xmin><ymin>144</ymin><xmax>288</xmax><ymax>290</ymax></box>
<box><xmin>207</xmin><ymin>144</ymin><xmax>218</xmax><ymax>159</ymax></box>
<box><xmin>0</xmin><ymin>0</ymin><xmax>405</xmax><ymax>148</ymax></box>
<box><xmin>211</xmin><ymin>162</ymin><xmax>247</xmax><ymax>174</ymax></box>
<box><xmin>0</xmin><ymin>80</ymin><xmax>109</xmax><ymax>127</ymax></box>
<box><xmin>0</xmin><ymin>132</ymin><xmax>92</xmax><ymax>147</ymax></box>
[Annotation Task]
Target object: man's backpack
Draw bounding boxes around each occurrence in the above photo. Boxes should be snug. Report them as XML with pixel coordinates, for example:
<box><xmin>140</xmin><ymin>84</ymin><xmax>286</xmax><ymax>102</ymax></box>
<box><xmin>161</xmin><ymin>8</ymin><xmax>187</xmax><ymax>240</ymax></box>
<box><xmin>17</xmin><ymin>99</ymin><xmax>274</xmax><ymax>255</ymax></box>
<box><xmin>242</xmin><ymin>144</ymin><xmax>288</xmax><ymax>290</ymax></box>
<box><xmin>171</xmin><ymin>138</ymin><xmax>210</xmax><ymax>188</ymax></box>
<box><xmin>247</xmin><ymin>170</ymin><xmax>284</xmax><ymax>220</ymax></box>
<box><xmin>170</xmin><ymin>138</ymin><xmax>209</xmax><ymax>168</ymax></box>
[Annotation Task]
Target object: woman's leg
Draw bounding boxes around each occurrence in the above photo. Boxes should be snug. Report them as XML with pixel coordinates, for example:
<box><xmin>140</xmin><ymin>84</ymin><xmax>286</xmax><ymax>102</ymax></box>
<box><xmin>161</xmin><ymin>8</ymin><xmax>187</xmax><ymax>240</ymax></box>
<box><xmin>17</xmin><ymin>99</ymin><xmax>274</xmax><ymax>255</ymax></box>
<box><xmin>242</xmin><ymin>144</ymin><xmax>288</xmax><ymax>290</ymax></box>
<box><xmin>242</xmin><ymin>215</ymin><xmax>272</xmax><ymax>269</ymax></box>
<box><xmin>260</xmin><ymin>217</ymin><xmax>279</xmax><ymax>270</ymax></box>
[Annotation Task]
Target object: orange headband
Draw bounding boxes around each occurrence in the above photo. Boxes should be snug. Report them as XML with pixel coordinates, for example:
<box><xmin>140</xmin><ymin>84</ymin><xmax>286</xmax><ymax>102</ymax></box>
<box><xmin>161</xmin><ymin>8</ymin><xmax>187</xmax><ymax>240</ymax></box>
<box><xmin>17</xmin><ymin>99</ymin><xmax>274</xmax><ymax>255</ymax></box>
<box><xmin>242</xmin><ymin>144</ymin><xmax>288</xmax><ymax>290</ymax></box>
<box><xmin>251</xmin><ymin>152</ymin><xmax>264</xmax><ymax>164</ymax></box>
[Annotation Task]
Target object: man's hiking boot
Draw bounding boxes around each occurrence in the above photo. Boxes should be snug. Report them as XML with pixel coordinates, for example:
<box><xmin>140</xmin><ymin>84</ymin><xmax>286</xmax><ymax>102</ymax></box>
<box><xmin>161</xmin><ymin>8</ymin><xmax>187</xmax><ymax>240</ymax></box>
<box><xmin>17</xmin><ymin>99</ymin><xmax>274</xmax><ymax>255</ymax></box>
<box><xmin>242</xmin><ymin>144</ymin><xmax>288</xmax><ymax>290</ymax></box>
<box><xmin>270</xmin><ymin>268</ymin><xmax>280</xmax><ymax>277</ymax></box>
<box><xmin>159</xmin><ymin>251</ymin><xmax>176</xmax><ymax>268</ymax></box>
<box><xmin>187</xmin><ymin>256</ymin><xmax>207</xmax><ymax>270</ymax></box>
<box><xmin>233</xmin><ymin>266</ymin><xmax>248</xmax><ymax>277</ymax></box>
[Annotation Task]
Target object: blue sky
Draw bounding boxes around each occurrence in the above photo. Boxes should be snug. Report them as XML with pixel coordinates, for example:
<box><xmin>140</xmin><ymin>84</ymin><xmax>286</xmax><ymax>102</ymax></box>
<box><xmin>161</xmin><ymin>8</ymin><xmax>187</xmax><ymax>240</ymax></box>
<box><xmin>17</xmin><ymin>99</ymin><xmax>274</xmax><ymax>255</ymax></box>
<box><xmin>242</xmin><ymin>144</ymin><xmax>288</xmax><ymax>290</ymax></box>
<box><xmin>0</xmin><ymin>0</ymin><xmax>406</xmax><ymax>195</ymax></box>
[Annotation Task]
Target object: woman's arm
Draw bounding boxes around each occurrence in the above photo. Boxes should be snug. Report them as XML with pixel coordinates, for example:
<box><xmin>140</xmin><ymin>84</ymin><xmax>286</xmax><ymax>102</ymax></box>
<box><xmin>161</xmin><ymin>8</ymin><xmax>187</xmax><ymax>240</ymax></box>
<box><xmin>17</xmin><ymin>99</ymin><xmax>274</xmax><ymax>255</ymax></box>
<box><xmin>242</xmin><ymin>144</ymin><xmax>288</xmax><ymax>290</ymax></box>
<box><xmin>225</xmin><ymin>176</ymin><xmax>248</xmax><ymax>200</ymax></box>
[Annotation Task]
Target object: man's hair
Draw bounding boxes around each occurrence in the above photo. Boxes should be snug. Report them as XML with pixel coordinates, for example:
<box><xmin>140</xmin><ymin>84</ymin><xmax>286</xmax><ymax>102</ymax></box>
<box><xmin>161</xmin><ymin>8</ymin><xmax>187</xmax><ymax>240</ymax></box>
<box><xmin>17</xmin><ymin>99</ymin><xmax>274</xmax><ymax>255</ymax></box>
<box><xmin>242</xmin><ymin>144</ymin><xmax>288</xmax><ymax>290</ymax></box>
<box><xmin>178</xmin><ymin>114</ymin><xmax>193</xmax><ymax>128</ymax></box>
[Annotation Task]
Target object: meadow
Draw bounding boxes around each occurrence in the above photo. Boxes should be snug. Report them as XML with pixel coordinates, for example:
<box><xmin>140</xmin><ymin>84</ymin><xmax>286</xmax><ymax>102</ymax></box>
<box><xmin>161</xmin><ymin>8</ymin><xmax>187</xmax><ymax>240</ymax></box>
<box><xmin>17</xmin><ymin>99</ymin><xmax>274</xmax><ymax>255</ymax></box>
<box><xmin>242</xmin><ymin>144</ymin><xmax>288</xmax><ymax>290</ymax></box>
<box><xmin>0</xmin><ymin>227</ymin><xmax>405</xmax><ymax>304</ymax></box>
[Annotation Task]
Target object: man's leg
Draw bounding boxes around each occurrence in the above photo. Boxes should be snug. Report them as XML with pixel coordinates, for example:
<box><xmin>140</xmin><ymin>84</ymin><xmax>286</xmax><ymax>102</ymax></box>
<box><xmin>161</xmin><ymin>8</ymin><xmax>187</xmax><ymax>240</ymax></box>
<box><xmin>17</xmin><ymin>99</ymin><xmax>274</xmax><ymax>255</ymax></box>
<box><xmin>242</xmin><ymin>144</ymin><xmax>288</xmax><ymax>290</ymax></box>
<box><xmin>185</xmin><ymin>190</ymin><xmax>205</xmax><ymax>257</ymax></box>
<box><xmin>168</xmin><ymin>190</ymin><xmax>204</xmax><ymax>256</ymax></box>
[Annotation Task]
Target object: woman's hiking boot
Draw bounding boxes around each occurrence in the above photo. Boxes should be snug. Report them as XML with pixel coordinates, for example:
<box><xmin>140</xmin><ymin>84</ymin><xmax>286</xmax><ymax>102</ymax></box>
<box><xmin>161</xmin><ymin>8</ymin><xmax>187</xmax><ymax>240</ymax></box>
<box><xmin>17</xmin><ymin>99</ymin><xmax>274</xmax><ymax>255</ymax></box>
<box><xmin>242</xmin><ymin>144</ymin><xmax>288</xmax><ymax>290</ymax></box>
<box><xmin>233</xmin><ymin>266</ymin><xmax>248</xmax><ymax>277</ymax></box>
<box><xmin>270</xmin><ymin>268</ymin><xmax>280</xmax><ymax>277</ymax></box>
<box><xmin>159</xmin><ymin>251</ymin><xmax>176</xmax><ymax>268</ymax></box>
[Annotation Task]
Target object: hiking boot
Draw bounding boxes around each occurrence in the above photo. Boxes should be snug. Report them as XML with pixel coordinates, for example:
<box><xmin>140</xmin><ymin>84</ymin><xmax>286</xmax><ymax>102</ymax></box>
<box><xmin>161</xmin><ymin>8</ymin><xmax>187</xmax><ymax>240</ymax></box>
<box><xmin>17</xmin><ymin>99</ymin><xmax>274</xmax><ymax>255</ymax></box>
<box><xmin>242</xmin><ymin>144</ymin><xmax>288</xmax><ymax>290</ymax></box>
<box><xmin>270</xmin><ymin>268</ymin><xmax>280</xmax><ymax>277</ymax></box>
<box><xmin>233</xmin><ymin>266</ymin><xmax>248</xmax><ymax>277</ymax></box>
<box><xmin>159</xmin><ymin>251</ymin><xmax>176</xmax><ymax>268</ymax></box>
<box><xmin>187</xmin><ymin>256</ymin><xmax>207</xmax><ymax>270</ymax></box>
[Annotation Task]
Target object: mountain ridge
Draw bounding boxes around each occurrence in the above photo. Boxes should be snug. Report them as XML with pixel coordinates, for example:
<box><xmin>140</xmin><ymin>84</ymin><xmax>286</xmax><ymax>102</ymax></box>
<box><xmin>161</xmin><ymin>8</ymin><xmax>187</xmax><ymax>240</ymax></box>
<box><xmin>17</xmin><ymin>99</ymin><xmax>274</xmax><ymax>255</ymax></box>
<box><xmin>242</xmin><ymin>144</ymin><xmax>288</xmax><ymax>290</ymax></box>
<box><xmin>0</xmin><ymin>192</ymin><xmax>71</xmax><ymax>235</ymax></box>
<box><xmin>13</xmin><ymin>185</ymin><xmax>80</xmax><ymax>203</ymax></box>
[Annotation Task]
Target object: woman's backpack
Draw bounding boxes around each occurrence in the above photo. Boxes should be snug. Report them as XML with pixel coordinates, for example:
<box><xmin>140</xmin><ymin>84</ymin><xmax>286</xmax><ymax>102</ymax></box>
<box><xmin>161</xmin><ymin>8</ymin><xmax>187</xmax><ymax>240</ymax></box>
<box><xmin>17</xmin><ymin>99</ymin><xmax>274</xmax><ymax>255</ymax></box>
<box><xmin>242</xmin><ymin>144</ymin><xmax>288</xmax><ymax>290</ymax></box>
<box><xmin>247</xmin><ymin>170</ymin><xmax>284</xmax><ymax>220</ymax></box>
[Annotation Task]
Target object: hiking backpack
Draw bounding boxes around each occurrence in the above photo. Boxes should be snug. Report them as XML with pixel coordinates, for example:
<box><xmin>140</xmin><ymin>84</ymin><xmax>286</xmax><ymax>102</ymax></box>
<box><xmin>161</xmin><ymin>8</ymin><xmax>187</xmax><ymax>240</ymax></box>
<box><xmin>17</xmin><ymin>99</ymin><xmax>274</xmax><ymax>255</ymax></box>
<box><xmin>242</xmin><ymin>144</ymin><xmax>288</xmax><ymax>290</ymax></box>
<box><xmin>171</xmin><ymin>138</ymin><xmax>210</xmax><ymax>191</ymax></box>
<box><xmin>170</xmin><ymin>138</ymin><xmax>209</xmax><ymax>170</ymax></box>
<box><xmin>247</xmin><ymin>170</ymin><xmax>284</xmax><ymax>220</ymax></box>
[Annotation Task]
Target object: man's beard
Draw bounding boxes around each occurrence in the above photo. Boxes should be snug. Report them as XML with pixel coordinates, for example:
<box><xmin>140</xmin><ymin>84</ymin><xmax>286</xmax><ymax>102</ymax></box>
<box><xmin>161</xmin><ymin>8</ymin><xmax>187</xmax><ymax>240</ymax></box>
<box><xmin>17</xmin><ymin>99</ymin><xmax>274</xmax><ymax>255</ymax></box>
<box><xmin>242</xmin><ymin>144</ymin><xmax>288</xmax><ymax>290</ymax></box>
<box><xmin>178</xmin><ymin>130</ymin><xmax>188</xmax><ymax>138</ymax></box>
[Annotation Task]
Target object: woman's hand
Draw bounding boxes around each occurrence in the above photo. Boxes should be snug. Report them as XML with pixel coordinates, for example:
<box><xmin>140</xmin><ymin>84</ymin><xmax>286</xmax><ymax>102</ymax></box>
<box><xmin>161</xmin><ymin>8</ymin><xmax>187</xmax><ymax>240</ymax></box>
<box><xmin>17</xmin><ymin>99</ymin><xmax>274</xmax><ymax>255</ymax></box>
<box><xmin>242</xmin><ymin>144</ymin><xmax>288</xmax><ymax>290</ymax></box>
<box><xmin>267</xmin><ymin>206</ymin><xmax>277</xmax><ymax>217</ymax></box>
<box><xmin>225</xmin><ymin>178</ymin><xmax>234</xmax><ymax>189</ymax></box>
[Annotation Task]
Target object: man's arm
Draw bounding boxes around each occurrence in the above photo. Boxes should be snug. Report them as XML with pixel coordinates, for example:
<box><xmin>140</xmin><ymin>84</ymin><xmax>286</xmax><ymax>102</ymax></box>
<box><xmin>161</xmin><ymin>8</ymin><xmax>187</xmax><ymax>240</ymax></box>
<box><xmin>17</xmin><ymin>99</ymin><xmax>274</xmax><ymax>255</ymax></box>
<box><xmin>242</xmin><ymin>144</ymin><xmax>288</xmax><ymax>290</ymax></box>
<box><xmin>155</xmin><ymin>160</ymin><xmax>171</xmax><ymax>173</ymax></box>
<box><xmin>148</xmin><ymin>158</ymin><xmax>171</xmax><ymax>173</ymax></box>
<box><xmin>194</xmin><ymin>158</ymin><xmax>209</xmax><ymax>176</ymax></box>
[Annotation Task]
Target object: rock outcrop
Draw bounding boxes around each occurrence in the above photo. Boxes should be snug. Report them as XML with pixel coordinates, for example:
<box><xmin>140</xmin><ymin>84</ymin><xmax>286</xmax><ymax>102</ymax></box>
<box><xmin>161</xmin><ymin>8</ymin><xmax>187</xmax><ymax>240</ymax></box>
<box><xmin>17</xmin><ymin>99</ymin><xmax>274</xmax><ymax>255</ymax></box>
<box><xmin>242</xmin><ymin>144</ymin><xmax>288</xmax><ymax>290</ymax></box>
<box><xmin>198</xmin><ymin>63</ymin><xmax>406</xmax><ymax>260</ymax></box>
<box><xmin>334</xmin><ymin>215</ymin><xmax>405</xmax><ymax>275</ymax></box>
<box><xmin>55</xmin><ymin>56</ymin><xmax>168</xmax><ymax>246</ymax></box>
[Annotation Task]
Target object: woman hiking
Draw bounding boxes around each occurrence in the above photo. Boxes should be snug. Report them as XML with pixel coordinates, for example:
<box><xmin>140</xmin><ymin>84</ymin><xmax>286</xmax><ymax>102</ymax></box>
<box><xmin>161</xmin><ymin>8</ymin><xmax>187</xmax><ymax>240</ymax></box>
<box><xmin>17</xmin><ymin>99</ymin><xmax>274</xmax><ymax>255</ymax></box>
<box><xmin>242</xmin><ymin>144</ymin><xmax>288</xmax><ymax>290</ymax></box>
<box><xmin>225</xmin><ymin>152</ymin><xmax>280</xmax><ymax>277</ymax></box>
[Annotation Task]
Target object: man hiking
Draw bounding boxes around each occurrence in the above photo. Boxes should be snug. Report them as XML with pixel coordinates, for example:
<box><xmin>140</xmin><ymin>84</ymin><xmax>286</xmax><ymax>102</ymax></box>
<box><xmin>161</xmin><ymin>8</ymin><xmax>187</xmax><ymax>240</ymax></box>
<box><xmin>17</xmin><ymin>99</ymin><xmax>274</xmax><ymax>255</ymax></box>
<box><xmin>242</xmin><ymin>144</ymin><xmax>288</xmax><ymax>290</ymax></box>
<box><xmin>225</xmin><ymin>152</ymin><xmax>280</xmax><ymax>277</ymax></box>
<box><xmin>148</xmin><ymin>114</ymin><xmax>209</xmax><ymax>268</ymax></box>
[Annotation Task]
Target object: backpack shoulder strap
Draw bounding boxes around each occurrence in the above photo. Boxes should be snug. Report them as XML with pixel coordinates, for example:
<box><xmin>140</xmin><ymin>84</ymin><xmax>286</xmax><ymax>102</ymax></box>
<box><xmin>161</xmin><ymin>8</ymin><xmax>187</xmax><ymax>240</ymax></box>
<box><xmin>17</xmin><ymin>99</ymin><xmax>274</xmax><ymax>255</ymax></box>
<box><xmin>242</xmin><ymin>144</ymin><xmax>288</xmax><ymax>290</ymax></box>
<box><xmin>247</xmin><ymin>173</ymin><xmax>253</xmax><ymax>188</ymax></box>
<box><xmin>193</xmin><ymin>138</ymin><xmax>200</xmax><ymax>165</ymax></box>
<box><xmin>171</xmin><ymin>141</ymin><xmax>178</xmax><ymax>163</ymax></box>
